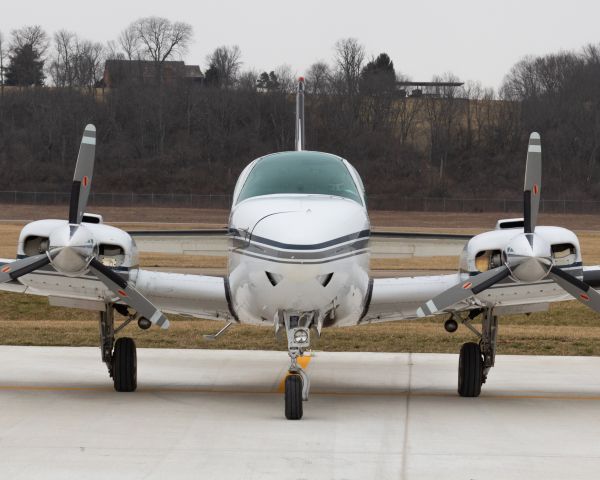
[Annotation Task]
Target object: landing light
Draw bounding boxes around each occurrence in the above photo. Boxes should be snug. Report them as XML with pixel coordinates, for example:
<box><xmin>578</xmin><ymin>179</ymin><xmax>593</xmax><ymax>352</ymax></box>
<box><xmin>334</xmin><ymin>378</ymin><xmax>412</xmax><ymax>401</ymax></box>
<box><xmin>293</xmin><ymin>328</ymin><xmax>309</xmax><ymax>344</ymax></box>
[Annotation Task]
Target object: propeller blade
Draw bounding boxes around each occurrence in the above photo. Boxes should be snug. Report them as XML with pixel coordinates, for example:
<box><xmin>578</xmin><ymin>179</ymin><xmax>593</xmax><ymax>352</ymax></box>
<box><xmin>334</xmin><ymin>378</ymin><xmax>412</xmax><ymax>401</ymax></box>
<box><xmin>69</xmin><ymin>124</ymin><xmax>96</xmax><ymax>225</ymax></box>
<box><xmin>0</xmin><ymin>253</ymin><xmax>51</xmax><ymax>283</ymax></box>
<box><xmin>89</xmin><ymin>258</ymin><xmax>169</xmax><ymax>329</ymax></box>
<box><xmin>416</xmin><ymin>265</ymin><xmax>511</xmax><ymax>317</ymax></box>
<box><xmin>548</xmin><ymin>266</ymin><xmax>600</xmax><ymax>313</ymax></box>
<box><xmin>523</xmin><ymin>132</ymin><xmax>542</xmax><ymax>234</ymax></box>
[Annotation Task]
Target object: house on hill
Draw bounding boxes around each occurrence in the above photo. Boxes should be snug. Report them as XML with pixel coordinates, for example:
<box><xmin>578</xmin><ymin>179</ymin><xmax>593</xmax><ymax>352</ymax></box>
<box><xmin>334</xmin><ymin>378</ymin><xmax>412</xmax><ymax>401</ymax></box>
<box><xmin>101</xmin><ymin>60</ymin><xmax>203</xmax><ymax>87</ymax></box>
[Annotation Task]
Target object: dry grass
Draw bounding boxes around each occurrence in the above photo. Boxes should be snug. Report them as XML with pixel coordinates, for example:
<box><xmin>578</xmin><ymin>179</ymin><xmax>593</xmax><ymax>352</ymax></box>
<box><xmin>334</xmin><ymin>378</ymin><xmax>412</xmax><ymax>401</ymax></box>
<box><xmin>1</xmin><ymin>292</ymin><xmax>600</xmax><ymax>355</ymax></box>
<box><xmin>139</xmin><ymin>253</ymin><xmax>226</xmax><ymax>269</ymax></box>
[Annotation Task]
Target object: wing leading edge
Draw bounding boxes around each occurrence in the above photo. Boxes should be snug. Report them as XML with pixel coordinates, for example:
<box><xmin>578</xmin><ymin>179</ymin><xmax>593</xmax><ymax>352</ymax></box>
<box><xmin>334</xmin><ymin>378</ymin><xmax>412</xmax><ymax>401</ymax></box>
<box><xmin>0</xmin><ymin>258</ymin><xmax>233</xmax><ymax>322</ymax></box>
<box><xmin>362</xmin><ymin>273</ymin><xmax>462</xmax><ymax>323</ymax></box>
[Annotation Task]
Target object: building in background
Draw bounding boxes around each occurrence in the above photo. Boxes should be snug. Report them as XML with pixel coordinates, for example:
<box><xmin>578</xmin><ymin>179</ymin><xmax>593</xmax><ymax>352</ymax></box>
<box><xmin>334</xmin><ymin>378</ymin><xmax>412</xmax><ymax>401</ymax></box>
<box><xmin>101</xmin><ymin>60</ymin><xmax>203</xmax><ymax>87</ymax></box>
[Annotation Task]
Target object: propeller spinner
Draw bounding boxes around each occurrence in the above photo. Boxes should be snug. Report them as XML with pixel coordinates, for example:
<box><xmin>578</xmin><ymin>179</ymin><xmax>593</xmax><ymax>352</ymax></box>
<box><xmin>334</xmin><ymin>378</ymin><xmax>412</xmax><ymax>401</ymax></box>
<box><xmin>0</xmin><ymin>125</ymin><xmax>169</xmax><ymax>329</ymax></box>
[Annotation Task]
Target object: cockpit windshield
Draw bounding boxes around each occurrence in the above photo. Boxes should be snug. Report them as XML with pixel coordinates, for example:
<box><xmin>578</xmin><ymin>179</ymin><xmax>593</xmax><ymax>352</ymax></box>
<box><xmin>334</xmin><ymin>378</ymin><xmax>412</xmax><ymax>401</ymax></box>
<box><xmin>237</xmin><ymin>151</ymin><xmax>363</xmax><ymax>204</ymax></box>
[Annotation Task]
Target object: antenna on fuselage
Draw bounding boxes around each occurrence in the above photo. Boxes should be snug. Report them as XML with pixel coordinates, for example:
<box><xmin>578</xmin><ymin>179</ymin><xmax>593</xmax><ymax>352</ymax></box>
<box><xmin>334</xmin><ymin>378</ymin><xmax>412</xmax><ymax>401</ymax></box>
<box><xmin>295</xmin><ymin>77</ymin><xmax>305</xmax><ymax>151</ymax></box>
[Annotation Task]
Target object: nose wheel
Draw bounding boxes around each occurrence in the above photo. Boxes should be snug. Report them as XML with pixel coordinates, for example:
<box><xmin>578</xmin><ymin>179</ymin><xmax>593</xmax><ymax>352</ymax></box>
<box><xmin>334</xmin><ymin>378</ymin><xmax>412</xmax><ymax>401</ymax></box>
<box><xmin>285</xmin><ymin>374</ymin><xmax>303</xmax><ymax>420</ymax></box>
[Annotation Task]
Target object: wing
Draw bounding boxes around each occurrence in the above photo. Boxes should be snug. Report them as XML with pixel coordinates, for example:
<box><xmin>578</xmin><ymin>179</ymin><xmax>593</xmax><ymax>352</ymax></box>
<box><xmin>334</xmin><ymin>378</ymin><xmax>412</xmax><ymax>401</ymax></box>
<box><xmin>363</xmin><ymin>273</ymin><xmax>464</xmax><ymax>323</ymax></box>
<box><xmin>133</xmin><ymin>269</ymin><xmax>234</xmax><ymax>321</ymax></box>
<box><xmin>0</xmin><ymin>258</ymin><xmax>233</xmax><ymax>322</ymax></box>
<box><xmin>364</xmin><ymin>266</ymin><xmax>600</xmax><ymax>323</ymax></box>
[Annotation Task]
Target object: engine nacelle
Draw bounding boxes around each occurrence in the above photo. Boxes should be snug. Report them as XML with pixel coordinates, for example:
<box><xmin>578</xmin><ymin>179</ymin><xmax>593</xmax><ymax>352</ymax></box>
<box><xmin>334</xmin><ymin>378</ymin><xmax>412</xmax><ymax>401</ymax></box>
<box><xmin>17</xmin><ymin>218</ymin><xmax>139</xmax><ymax>270</ymax></box>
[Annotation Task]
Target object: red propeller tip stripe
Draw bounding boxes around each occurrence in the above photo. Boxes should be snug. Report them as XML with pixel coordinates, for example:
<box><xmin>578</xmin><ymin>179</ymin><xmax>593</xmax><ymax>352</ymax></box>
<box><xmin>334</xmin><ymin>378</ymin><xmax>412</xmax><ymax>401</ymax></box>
<box><xmin>533</xmin><ymin>184</ymin><xmax>539</xmax><ymax>195</ymax></box>
<box><xmin>1</xmin><ymin>266</ymin><xmax>10</xmax><ymax>273</ymax></box>
<box><xmin>462</xmin><ymin>282</ymin><xmax>473</xmax><ymax>289</ymax></box>
<box><xmin>117</xmin><ymin>289</ymin><xmax>128</xmax><ymax>297</ymax></box>
<box><xmin>580</xmin><ymin>293</ymin><xmax>590</xmax><ymax>301</ymax></box>
<box><xmin>83</xmin><ymin>176</ymin><xmax>89</xmax><ymax>187</ymax></box>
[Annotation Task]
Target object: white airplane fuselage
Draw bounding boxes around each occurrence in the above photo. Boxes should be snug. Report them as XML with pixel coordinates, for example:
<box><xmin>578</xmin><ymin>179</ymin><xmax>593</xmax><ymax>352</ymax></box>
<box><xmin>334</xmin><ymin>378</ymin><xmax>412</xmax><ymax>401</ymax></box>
<box><xmin>227</xmin><ymin>194</ymin><xmax>371</xmax><ymax>327</ymax></box>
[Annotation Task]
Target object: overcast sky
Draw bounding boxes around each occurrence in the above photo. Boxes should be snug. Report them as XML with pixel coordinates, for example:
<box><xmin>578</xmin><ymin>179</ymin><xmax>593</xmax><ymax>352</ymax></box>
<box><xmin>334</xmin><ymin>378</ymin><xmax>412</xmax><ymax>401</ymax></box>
<box><xmin>1</xmin><ymin>0</ymin><xmax>598</xmax><ymax>89</ymax></box>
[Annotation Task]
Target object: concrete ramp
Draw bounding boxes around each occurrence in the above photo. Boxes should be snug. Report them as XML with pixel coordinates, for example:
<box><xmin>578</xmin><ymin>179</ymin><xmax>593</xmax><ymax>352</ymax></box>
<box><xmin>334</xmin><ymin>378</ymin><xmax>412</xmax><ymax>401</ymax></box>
<box><xmin>0</xmin><ymin>347</ymin><xmax>598</xmax><ymax>479</ymax></box>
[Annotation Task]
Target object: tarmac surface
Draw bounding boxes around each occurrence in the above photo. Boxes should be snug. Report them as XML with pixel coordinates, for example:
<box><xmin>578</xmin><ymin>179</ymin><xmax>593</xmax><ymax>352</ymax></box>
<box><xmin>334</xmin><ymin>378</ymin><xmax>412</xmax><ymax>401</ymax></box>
<box><xmin>1</xmin><ymin>347</ymin><xmax>600</xmax><ymax>479</ymax></box>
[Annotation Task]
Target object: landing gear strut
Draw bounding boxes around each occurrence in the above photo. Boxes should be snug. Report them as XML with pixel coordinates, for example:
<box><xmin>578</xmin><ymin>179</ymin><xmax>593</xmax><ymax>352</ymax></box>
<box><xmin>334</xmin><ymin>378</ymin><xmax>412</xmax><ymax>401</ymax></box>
<box><xmin>99</xmin><ymin>305</ymin><xmax>138</xmax><ymax>392</ymax></box>
<box><xmin>281</xmin><ymin>312</ymin><xmax>313</xmax><ymax>420</ymax></box>
<box><xmin>457</xmin><ymin>308</ymin><xmax>498</xmax><ymax>397</ymax></box>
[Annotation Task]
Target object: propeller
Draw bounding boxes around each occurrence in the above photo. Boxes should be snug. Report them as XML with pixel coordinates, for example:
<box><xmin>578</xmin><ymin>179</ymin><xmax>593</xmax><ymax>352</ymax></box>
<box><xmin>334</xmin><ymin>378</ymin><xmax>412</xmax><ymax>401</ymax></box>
<box><xmin>0</xmin><ymin>125</ymin><xmax>169</xmax><ymax>329</ymax></box>
<box><xmin>417</xmin><ymin>132</ymin><xmax>600</xmax><ymax>318</ymax></box>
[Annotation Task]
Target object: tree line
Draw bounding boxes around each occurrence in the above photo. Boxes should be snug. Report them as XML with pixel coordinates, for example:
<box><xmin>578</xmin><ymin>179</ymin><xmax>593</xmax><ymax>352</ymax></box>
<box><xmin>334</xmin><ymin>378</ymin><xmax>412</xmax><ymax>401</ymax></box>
<box><xmin>0</xmin><ymin>18</ymin><xmax>599</xmax><ymax>207</ymax></box>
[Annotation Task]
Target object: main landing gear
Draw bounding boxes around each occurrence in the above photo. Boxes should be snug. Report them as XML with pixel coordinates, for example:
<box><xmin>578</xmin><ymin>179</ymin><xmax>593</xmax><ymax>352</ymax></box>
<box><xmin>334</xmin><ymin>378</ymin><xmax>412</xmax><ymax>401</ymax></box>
<box><xmin>99</xmin><ymin>305</ymin><xmax>138</xmax><ymax>392</ymax></box>
<box><xmin>451</xmin><ymin>309</ymin><xmax>498</xmax><ymax>398</ymax></box>
<box><xmin>281</xmin><ymin>312</ymin><xmax>312</xmax><ymax>420</ymax></box>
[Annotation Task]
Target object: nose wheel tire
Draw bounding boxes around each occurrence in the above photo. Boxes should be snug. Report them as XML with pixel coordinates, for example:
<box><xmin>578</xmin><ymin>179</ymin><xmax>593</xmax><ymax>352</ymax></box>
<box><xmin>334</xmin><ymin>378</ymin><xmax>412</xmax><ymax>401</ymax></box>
<box><xmin>458</xmin><ymin>342</ymin><xmax>483</xmax><ymax>397</ymax></box>
<box><xmin>112</xmin><ymin>337</ymin><xmax>137</xmax><ymax>392</ymax></box>
<box><xmin>285</xmin><ymin>374</ymin><xmax>303</xmax><ymax>420</ymax></box>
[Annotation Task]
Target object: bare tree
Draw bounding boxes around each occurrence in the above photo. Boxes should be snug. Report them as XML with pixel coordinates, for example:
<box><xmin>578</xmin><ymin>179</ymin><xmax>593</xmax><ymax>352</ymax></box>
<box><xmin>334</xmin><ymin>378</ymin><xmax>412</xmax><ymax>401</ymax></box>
<box><xmin>50</xmin><ymin>30</ymin><xmax>76</xmax><ymax>87</ymax></box>
<box><xmin>333</xmin><ymin>38</ymin><xmax>365</xmax><ymax>95</ymax></box>
<box><xmin>75</xmin><ymin>40</ymin><xmax>105</xmax><ymax>88</ymax></box>
<box><xmin>133</xmin><ymin>17</ymin><xmax>192</xmax><ymax>63</ymax></box>
<box><xmin>205</xmin><ymin>45</ymin><xmax>242</xmax><ymax>88</ymax></box>
<box><xmin>237</xmin><ymin>69</ymin><xmax>259</xmax><ymax>91</ymax></box>
<box><xmin>0</xmin><ymin>30</ymin><xmax>5</xmax><ymax>94</ymax></box>
<box><xmin>305</xmin><ymin>61</ymin><xmax>331</xmax><ymax>94</ymax></box>
<box><xmin>9</xmin><ymin>25</ymin><xmax>49</xmax><ymax>57</ymax></box>
<box><xmin>118</xmin><ymin>25</ymin><xmax>139</xmax><ymax>60</ymax></box>
<box><xmin>424</xmin><ymin>73</ymin><xmax>462</xmax><ymax>183</ymax></box>
<box><xmin>50</xmin><ymin>31</ymin><xmax>105</xmax><ymax>88</ymax></box>
<box><xmin>105</xmin><ymin>40</ymin><xmax>125</xmax><ymax>61</ymax></box>
<box><xmin>274</xmin><ymin>64</ymin><xmax>296</xmax><ymax>93</ymax></box>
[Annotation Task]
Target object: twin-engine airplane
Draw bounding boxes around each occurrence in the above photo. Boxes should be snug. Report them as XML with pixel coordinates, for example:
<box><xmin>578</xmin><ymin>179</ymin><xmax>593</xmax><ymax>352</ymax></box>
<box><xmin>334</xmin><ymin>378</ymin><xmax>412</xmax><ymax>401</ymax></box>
<box><xmin>2</xmin><ymin>78</ymin><xmax>600</xmax><ymax>419</ymax></box>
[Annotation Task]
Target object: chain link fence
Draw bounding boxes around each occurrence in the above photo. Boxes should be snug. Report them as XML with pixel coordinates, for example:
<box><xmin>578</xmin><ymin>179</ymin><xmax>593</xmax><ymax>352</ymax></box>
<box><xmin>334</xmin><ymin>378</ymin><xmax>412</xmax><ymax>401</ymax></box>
<box><xmin>0</xmin><ymin>191</ymin><xmax>233</xmax><ymax>209</ymax></box>
<box><xmin>0</xmin><ymin>190</ymin><xmax>598</xmax><ymax>214</ymax></box>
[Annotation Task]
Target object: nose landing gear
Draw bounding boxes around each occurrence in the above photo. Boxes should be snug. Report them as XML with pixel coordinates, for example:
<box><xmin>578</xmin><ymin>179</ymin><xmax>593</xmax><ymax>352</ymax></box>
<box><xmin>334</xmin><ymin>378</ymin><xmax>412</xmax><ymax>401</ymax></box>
<box><xmin>280</xmin><ymin>312</ymin><xmax>313</xmax><ymax>420</ymax></box>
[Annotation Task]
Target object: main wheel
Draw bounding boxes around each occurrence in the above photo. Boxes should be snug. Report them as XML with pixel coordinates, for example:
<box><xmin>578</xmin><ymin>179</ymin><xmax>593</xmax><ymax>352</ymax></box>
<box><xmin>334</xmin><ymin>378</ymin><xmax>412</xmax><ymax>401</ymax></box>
<box><xmin>112</xmin><ymin>337</ymin><xmax>137</xmax><ymax>392</ymax></box>
<box><xmin>285</xmin><ymin>374</ymin><xmax>303</xmax><ymax>420</ymax></box>
<box><xmin>458</xmin><ymin>342</ymin><xmax>483</xmax><ymax>397</ymax></box>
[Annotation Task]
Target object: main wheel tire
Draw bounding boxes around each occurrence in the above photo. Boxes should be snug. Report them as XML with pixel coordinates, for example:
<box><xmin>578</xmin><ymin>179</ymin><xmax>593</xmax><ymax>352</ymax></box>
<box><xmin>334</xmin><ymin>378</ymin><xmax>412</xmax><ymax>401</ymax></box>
<box><xmin>112</xmin><ymin>337</ymin><xmax>137</xmax><ymax>392</ymax></box>
<box><xmin>458</xmin><ymin>342</ymin><xmax>483</xmax><ymax>397</ymax></box>
<box><xmin>285</xmin><ymin>374</ymin><xmax>303</xmax><ymax>420</ymax></box>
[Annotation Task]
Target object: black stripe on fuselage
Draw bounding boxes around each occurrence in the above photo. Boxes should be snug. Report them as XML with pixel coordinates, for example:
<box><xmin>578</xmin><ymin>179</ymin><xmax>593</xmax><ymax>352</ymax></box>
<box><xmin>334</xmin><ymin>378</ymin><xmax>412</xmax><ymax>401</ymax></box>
<box><xmin>228</xmin><ymin>228</ymin><xmax>370</xmax><ymax>251</ymax></box>
<box><xmin>232</xmin><ymin>237</ymin><xmax>369</xmax><ymax>261</ymax></box>
<box><xmin>229</xmin><ymin>228</ymin><xmax>371</xmax><ymax>262</ymax></box>
<box><xmin>233</xmin><ymin>248</ymin><xmax>369</xmax><ymax>265</ymax></box>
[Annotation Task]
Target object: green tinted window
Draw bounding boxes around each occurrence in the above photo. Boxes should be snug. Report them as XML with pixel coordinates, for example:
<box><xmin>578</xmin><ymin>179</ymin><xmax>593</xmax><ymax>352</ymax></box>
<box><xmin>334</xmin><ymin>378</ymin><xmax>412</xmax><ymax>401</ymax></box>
<box><xmin>237</xmin><ymin>152</ymin><xmax>362</xmax><ymax>204</ymax></box>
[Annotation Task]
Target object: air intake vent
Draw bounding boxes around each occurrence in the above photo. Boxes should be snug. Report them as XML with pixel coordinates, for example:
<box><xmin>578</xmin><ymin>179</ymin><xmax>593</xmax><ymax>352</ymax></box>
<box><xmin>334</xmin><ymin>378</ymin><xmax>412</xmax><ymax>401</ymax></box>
<box><xmin>266</xmin><ymin>271</ymin><xmax>283</xmax><ymax>286</ymax></box>
<box><xmin>495</xmin><ymin>218</ymin><xmax>524</xmax><ymax>230</ymax></box>
<box><xmin>317</xmin><ymin>273</ymin><xmax>334</xmax><ymax>287</ymax></box>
